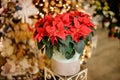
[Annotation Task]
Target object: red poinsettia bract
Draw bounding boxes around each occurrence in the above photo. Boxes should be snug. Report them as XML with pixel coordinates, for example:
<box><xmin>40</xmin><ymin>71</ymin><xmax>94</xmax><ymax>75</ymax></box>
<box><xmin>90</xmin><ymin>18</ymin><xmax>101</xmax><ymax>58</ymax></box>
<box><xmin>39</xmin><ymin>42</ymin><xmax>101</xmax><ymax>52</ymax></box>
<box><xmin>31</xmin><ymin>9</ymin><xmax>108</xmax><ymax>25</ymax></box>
<box><xmin>34</xmin><ymin>10</ymin><xmax>94</xmax><ymax>44</ymax></box>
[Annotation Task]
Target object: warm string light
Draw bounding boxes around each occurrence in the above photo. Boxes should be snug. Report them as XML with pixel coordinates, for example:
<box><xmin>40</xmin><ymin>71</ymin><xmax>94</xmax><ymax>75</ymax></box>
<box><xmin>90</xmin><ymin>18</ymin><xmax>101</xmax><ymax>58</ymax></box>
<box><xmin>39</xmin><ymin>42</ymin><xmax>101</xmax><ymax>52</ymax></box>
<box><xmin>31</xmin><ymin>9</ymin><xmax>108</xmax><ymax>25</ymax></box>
<box><xmin>80</xmin><ymin>42</ymin><xmax>92</xmax><ymax>64</ymax></box>
<box><xmin>32</xmin><ymin>0</ymin><xmax>85</xmax><ymax>19</ymax></box>
<box><xmin>33</xmin><ymin>0</ymin><xmax>72</xmax><ymax>18</ymax></box>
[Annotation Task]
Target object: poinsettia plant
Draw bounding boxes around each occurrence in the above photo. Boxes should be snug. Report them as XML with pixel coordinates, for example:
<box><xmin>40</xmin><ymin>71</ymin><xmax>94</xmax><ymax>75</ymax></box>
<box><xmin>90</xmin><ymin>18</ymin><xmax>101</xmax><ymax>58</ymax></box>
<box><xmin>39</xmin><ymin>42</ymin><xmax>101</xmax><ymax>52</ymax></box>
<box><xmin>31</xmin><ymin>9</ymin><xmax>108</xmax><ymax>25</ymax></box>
<box><xmin>34</xmin><ymin>10</ymin><xmax>95</xmax><ymax>59</ymax></box>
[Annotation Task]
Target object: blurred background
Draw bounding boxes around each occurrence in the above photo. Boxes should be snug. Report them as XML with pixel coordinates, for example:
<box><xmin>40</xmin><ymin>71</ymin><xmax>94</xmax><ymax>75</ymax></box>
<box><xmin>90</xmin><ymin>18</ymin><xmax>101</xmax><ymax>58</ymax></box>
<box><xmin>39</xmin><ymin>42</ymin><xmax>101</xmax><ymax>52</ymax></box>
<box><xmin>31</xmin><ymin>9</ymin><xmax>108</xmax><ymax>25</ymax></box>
<box><xmin>86</xmin><ymin>0</ymin><xmax>120</xmax><ymax>80</ymax></box>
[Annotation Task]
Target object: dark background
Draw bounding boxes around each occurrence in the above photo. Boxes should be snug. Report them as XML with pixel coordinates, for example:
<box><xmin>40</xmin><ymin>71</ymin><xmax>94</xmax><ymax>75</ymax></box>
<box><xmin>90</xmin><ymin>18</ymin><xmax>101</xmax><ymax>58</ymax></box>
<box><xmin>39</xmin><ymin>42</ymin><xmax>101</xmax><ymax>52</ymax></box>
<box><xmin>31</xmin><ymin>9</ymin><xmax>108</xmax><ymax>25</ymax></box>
<box><xmin>107</xmin><ymin>0</ymin><xmax>120</xmax><ymax>26</ymax></box>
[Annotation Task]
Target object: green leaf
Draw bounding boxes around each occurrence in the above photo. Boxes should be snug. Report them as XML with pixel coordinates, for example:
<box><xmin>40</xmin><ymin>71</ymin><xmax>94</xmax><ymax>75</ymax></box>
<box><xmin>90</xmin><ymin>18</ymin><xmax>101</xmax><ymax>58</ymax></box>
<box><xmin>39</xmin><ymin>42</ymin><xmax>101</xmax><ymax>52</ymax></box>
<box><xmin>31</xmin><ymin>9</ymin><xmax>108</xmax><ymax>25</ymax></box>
<box><xmin>59</xmin><ymin>36</ymin><xmax>74</xmax><ymax>55</ymax></box>
<box><xmin>74</xmin><ymin>39</ymin><xmax>85</xmax><ymax>54</ymax></box>
<box><xmin>59</xmin><ymin>44</ymin><xmax>68</xmax><ymax>54</ymax></box>
<box><xmin>86</xmin><ymin>33</ymin><xmax>92</xmax><ymax>41</ymax></box>
<box><xmin>37</xmin><ymin>41</ymin><xmax>44</xmax><ymax>49</ymax></box>
<box><xmin>65</xmin><ymin>51</ymin><xmax>75</xmax><ymax>59</ymax></box>
<box><xmin>65</xmin><ymin>43</ymin><xmax>75</xmax><ymax>59</ymax></box>
<box><xmin>79</xmin><ymin>49</ymin><xmax>84</xmax><ymax>56</ymax></box>
<box><xmin>66</xmin><ymin>36</ymin><xmax>73</xmax><ymax>43</ymax></box>
<box><xmin>67</xmin><ymin>42</ymin><xmax>74</xmax><ymax>53</ymax></box>
<box><xmin>59</xmin><ymin>35</ymin><xmax>73</xmax><ymax>47</ymax></box>
<box><xmin>42</xmin><ymin>37</ymin><xmax>51</xmax><ymax>47</ymax></box>
<box><xmin>46</xmin><ymin>46</ymin><xmax>53</xmax><ymax>59</ymax></box>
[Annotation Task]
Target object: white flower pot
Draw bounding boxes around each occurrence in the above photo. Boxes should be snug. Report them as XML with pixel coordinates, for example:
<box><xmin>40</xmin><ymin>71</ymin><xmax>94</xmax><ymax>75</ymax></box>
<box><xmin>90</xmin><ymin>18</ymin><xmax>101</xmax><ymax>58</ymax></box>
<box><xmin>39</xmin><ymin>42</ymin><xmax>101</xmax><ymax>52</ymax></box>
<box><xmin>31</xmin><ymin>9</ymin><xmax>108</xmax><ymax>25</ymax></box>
<box><xmin>51</xmin><ymin>50</ymin><xmax>80</xmax><ymax>76</ymax></box>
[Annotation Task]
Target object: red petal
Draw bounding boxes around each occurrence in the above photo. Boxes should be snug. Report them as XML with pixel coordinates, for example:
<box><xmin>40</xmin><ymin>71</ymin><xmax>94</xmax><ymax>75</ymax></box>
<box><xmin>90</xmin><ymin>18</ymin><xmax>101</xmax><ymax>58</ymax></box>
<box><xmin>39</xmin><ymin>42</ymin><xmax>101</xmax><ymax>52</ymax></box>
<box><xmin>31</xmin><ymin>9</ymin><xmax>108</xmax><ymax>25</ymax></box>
<box><xmin>63</xmin><ymin>13</ymin><xmax>70</xmax><ymax>22</ymax></box>
<box><xmin>79</xmin><ymin>25</ymin><xmax>92</xmax><ymax>37</ymax></box>
<box><xmin>74</xmin><ymin>18</ymin><xmax>80</xmax><ymax>28</ymax></box>
<box><xmin>50</xmin><ymin>36</ymin><xmax>58</xmax><ymax>45</ymax></box>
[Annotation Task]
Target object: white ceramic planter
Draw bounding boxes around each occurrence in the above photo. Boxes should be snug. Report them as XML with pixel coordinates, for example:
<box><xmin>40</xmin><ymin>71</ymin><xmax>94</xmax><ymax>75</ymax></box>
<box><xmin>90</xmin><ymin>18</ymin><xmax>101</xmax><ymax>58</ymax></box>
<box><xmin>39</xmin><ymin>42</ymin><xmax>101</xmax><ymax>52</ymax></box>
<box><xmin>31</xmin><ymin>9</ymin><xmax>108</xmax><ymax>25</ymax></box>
<box><xmin>51</xmin><ymin>50</ymin><xmax>80</xmax><ymax>76</ymax></box>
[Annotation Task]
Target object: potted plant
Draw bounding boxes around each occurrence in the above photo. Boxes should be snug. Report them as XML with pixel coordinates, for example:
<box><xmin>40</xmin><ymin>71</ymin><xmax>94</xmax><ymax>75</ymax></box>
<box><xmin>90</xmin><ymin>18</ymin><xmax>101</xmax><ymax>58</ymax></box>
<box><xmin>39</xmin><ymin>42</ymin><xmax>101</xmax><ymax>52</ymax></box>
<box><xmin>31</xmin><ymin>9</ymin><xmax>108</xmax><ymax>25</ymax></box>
<box><xmin>34</xmin><ymin>10</ymin><xmax>95</xmax><ymax>76</ymax></box>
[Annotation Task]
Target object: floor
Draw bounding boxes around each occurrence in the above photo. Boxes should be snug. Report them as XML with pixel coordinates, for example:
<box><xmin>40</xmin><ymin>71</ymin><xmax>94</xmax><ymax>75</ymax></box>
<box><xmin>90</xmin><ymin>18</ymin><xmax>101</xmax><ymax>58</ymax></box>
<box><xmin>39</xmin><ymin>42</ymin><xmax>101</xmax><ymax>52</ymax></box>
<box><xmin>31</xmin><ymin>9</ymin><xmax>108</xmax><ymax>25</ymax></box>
<box><xmin>87</xmin><ymin>29</ymin><xmax>120</xmax><ymax>80</ymax></box>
